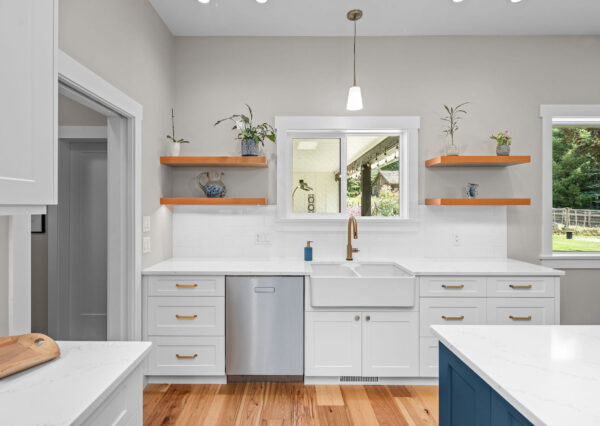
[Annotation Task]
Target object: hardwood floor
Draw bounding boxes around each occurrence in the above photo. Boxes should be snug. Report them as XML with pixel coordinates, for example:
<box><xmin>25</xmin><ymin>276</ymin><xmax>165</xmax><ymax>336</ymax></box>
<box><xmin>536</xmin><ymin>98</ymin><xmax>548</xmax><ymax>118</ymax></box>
<box><xmin>143</xmin><ymin>383</ymin><xmax>439</xmax><ymax>425</ymax></box>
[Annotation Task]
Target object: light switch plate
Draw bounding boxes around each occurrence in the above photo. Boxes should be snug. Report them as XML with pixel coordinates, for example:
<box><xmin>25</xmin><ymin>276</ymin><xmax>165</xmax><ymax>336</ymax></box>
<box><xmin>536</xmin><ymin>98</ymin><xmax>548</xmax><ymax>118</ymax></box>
<box><xmin>143</xmin><ymin>237</ymin><xmax>151</xmax><ymax>254</ymax></box>
<box><xmin>142</xmin><ymin>216</ymin><xmax>151</xmax><ymax>233</ymax></box>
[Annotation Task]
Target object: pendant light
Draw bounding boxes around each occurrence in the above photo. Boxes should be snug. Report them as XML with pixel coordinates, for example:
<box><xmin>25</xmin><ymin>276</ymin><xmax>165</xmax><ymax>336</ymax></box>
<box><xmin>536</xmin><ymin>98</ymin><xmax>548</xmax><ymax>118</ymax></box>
<box><xmin>346</xmin><ymin>9</ymin><xmax>364</xmax><ymax>111</ymax></box>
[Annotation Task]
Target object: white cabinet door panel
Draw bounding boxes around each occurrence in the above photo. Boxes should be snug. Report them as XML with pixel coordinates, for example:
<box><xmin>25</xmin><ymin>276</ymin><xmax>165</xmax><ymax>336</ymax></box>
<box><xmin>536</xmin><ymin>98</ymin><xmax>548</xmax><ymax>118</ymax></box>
<box><xmin>362</xmin><ymin>311</ymin><xmax>418</xmax><ymax>377</ymax></box>
<box><xmin>486</xmin><ymin>277</ymin><xmax>555</xmax><ymax>298</ymax></box>
<box><xmin>0</xmin><ymin>0</ymin><xmax>56</xmax><ymax>204</ymax></box>
<box><xmin>487</xmin><ymin>298</ymin><xmax>555</xmax><ymax>325</ymax></box>
<box><xmin>148</xmin><ymin>275</ymin><xmax>224</xmax><ymax>297</ymax></box>
<box><xmin>419</xmin><ymin>276</ymin><xmax>486</xmax><ymax>298</ymax></box>
<box><xmin>420</xmin><ymin>298</ymin><xmax>486</xmax><ymax>337</ymax></box>
<box><xmin>147</xmin><ymin>336</ymin><xmax>225</xmax><ymax>376</ymax></box>
<box><xmin>305</xmin><ymin>311</ymin><xmax>362</xmax><ymax>377</ymax></box>
<box><xmin>147</xmin><ymin>297</ymin><xmax>224</xmax><ymax>336</ymax></box>
<box><xmin>419</xmin><ymin>337</ymin><xmax>439</xmax><ymax>377</ymax></box>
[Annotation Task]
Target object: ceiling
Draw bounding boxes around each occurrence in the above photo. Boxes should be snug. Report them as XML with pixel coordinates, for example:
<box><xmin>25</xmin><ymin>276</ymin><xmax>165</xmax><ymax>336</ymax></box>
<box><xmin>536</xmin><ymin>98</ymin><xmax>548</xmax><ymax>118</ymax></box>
<box><xmin>149</xmin><ymin>0</ymin><xmax>600</xmax><ymax>37</ymax></box>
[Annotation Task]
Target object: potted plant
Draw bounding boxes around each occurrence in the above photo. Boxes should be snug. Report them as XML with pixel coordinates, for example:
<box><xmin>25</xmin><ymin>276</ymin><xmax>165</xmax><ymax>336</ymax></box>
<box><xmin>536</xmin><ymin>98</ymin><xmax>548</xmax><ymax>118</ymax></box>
<box><xmin>441</xmin><ymin>102</ymin><xmax>469</xmax><ymax>156</ymax></box>
<box><xmin>166</xmin><ymin>108</ymin><xmax>189</xmax><ymax>156</ymax></box>
<box><xmin>490</xmin><ymin>130</ymin><xmax>512</xmax><ymax>156</ymax></box>
<box><xmin>214</xmin><ymin>104</ymin><xmax>276</xmax><ymax>156</ymax></box>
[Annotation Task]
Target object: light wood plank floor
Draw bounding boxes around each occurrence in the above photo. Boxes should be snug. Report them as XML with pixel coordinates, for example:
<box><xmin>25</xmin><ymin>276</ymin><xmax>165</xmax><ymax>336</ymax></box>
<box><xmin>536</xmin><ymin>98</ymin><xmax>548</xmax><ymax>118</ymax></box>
<box><xmin>144</xmin><ymin>383</ymin><xmax>439</xmax><ymax>425</ymax></box>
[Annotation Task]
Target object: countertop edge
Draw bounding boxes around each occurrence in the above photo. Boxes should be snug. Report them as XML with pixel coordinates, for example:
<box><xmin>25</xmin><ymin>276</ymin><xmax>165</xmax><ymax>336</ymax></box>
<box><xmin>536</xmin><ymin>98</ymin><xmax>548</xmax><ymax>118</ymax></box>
<box><xmin>72</xmin><ymin>342</ymin><xmax>152</xmax><ymax>425</ymax></box>
<box><xmin>431</xmin><ymin>326</ymin><xmax>543</xmax><ymax>426</ymax></box>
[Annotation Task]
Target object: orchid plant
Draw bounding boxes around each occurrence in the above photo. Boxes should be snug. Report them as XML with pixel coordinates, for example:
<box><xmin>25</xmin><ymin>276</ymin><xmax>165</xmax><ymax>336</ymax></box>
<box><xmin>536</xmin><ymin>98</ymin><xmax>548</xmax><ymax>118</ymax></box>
<box><xmin>490</xmin><ymin>131</ymin><xmax>512</xmax><ymax>146</ymax></box>
<box><xmin>166</xmin><ymin>108</ymin><xmax>190</xmax><ymax>144</ymax></box>
<box><xmin>214</xmin><ymin>104</ymin><xmax>276</xmax><ymax>146</ymax></box>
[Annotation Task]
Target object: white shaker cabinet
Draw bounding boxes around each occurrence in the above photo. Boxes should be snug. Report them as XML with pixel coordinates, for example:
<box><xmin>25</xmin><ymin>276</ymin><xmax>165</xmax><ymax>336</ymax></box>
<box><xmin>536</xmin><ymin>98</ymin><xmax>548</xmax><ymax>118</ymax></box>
<box><xmin>0</xmin><ymin>0</ymin><xmax>57</xmax><ymax>205</ymax></box>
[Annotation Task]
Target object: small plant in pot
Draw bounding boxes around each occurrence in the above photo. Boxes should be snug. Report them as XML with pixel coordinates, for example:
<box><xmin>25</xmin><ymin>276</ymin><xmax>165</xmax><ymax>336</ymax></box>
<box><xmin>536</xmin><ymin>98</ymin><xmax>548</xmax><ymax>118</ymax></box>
<box><xmin>491</xmin><ymin>130</ymin><xmax>512</xmax><ymax>156</ymax></box>
<box><xmin>214</xmin><ymin>104</ymin><xmax>276</xmax><ymax>156</ymax></box>
<box><xmin>441</xmin><ymin>102</ymin><xmax>469</xmax><ymax>156</ymax></box>
<box><xmin>166</xmin><ymin>108</ymin><xmax>189</xmax><ymax>156</ymax></box>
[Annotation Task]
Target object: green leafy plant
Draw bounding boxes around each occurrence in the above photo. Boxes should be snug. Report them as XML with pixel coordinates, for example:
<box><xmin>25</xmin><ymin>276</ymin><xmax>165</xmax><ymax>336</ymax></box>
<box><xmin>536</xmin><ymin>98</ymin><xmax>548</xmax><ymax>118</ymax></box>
<box><xmin>490</xmin><ymin>130</ymin><xmax>512</xmax><ymax>146</ymax></box>
<box><xmin>167</xmin><ymin>108</ymin><xmax>190</xmax><ymax>144</ymax></box>
<box><xmin>214</xmin><ymin>104</ymin><xmax>276</xmax><ymax>146</ymax></box>
<box><xmin>441</xmin><ymin>102</ymin><xmax>469</xmax><ymax>145</ymax></box>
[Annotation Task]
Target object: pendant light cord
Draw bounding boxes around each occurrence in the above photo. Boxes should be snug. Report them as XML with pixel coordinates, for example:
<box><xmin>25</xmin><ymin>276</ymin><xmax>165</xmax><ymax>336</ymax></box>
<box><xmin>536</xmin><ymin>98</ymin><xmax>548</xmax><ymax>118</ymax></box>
<box><xmin>353</xmin><ymin>20</ymin><xmax>357</xmax><ymax>86</ymax></box>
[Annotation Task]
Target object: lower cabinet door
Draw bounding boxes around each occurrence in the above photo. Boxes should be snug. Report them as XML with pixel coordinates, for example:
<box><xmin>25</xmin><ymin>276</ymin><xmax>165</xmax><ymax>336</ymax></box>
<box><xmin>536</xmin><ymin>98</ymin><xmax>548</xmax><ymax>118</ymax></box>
<box><xmin>491</xmin><ymin>391</ymin><xmax>534</xmax><ymax>426</ymax></box>
<box><xmin>147</xmin><ymin>336</ymin><xmax>225</xmax><ymax>376</ymax></box>
<box><xmin>305</xmin><ymin>311</ymin><xmax>362</xmax><ymax>377</ymax></box>
<box><xmin>362</xmin><ymin>311</ymin><xmax>419</xmax><ymax>377</ymax></box>
<box><xmin>420</xmin><ymin>337</ymin><xmax>439</xmax><ymax>377</ymax></box>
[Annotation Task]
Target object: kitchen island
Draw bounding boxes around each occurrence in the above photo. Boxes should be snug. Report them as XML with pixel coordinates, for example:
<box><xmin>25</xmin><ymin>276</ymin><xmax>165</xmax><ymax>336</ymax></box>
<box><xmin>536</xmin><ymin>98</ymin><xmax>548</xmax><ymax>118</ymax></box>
<box><xmin>0</xmin><ymin>340</ymin><xmax>151</xmax><ymax>426</ymax></box>
<box><xmin>432</xmin><ymin>325</ymin><xmax>600</xmax><ymax>426</ymax></box>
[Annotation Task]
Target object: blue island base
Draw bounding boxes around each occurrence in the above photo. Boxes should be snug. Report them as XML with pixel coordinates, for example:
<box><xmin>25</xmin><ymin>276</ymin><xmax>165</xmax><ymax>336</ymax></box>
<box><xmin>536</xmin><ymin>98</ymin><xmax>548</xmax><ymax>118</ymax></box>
<box><xmin>439</xmin><ymin>343</ymin><xmax>534</xmax><ymax>426</ymax></box>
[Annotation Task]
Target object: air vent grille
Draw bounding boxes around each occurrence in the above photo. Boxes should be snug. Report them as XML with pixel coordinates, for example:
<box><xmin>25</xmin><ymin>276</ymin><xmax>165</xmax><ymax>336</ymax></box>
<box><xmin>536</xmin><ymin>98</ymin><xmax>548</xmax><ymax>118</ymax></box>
<box><xmin>339</xmin><ymin>376</ymin><xmax>379</xmax><ymax>383</ymax></box>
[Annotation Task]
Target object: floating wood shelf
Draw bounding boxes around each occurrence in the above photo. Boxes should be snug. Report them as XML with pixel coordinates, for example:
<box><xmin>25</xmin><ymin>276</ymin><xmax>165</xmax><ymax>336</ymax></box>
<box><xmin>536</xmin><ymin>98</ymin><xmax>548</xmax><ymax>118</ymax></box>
<box><xmin>425</xmin><ymin>155</ymin><xmax>531</xmax><ymax>167</ymax></box>
<box><xmin>160</xmin><ymin>156</ymin><xmax>268</xmax><ymax>168</ymax></box>
<box><xmin>160</xmin><ymin>197</ymin><xmax>267</xmax><ymax>206</ymax></box>
<box><xmin>425</xmin><ymin>198</ymin><xmax>531</xmax><ymax>206</ymax></box>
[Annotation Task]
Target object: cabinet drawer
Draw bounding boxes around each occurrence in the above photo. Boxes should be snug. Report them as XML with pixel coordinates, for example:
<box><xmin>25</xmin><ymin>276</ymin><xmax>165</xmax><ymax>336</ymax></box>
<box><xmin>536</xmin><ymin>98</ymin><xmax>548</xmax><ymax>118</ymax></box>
<box><xmin>147</xmin><ymin>297</ymin><xmax>224</xmax><ymax>336</ymax></box>
<box><xmin>147</xmin><ymin>336</ymin><xmax>225</xmax><ymax>376</ymax></box>
<box><xmin>420</xmin><ymin>298</ymin><xmax>486</xmax><ymax>337</ymax></box>
<box><xmin>486</xmin><ymin>298</ymin><xmax>555</xmax><ymax>325</ymax></box>
<box><xmin>419</xmin><ymin>277</ymin><xmax>486</xmax><ymax>298</ymax></box>
<box><xmin>419</xmin><ymin>337</ymin><xmax>439</xmax><ymax>377</ymax></box>
<box><xmin>486</xmin><ymin>276</ymin><xmax>554</xmax><ymax>298</ymax></box>
<box><xmin>148</xmin><ymin>275</ymin><xmax>224</xmax><ymax>297</ymax></box>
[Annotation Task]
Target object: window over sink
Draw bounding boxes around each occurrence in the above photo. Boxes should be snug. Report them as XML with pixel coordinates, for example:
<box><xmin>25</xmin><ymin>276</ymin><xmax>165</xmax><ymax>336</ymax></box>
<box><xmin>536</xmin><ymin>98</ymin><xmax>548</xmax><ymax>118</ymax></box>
<box><xmin>277</xmin><ymin>117</ymin><xmax>419</xmax><ymax>221</ymax></box>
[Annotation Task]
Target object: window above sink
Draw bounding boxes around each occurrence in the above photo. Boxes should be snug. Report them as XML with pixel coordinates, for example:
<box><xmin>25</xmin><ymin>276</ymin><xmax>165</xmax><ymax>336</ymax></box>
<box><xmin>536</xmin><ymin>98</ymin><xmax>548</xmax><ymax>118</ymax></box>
<box><xmin>276</xmin><ymin>116</ymin><xmax>420</xmax><ymax>222</ymax></box>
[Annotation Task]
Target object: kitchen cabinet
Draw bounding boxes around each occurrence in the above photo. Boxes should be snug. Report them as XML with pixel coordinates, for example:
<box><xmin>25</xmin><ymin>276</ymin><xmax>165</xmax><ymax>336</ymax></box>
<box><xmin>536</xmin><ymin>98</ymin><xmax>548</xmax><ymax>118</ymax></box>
<box><xmin>305</xmin><ymin>311</ymin><xmax>418</xmax><ymax>378</ymax></box>
<box><xmin>0</xmin><ymin>0</ymin><xmax>57</xmax><ymax>205</ymax></box>
<box><xmin>305</xmin><ymin>311</ymin><xmax>362</xmax><ymax>377</ymax></box>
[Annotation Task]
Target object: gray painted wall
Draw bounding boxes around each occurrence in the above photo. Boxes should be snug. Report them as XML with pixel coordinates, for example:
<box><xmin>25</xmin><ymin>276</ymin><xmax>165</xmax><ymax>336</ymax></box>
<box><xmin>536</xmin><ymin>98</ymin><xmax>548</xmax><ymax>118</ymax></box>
<box><xmin>59</xmin><ymin>0</ymin><xmax>175</xmax><ymax>268</ymax></box>
<box><xmin>174</xmin><ymin>36</ymin><xmax>600</xmax><ymax>324</ymax></box>
<box><xmin>58</xmin><ymin>94</ymin><xmax>106</xmax><ymax>126</ymax></box>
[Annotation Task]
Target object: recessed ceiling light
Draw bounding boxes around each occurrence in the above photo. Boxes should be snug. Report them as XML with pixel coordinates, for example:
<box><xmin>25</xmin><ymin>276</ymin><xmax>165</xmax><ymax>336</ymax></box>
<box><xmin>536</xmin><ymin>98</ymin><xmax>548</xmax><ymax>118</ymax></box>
<box><xmin>452</xmin><ymin>0</ymin><xmax>465</xmax><ymax>3</ymax></box>
<box><xmin>256</xmin><ymin>0</ymin><xmax>268</xmax><ymax>3</ymax></box>
<box><xmin>198</xmin><ymin>0</ymin><xmax>210</xmax><ymax>4</ymax></box>
<box><xmin>510</xmin><ymin>0</ymin><xmax>523</xmax><ymax>2</ymax></box>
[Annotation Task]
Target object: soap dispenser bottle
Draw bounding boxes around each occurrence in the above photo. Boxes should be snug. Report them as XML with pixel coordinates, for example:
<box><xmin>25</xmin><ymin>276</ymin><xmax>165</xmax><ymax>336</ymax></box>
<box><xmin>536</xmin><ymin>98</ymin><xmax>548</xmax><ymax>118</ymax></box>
<box><xmin>304</xmin><ymin>241</ymin><xmax>313</xmax><ymax>261</ymax></box>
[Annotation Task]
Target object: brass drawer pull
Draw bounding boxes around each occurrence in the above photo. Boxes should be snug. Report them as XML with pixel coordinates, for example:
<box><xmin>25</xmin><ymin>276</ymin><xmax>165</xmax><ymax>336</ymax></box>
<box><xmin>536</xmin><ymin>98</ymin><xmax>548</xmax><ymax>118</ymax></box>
<box><xmin>176</xmin><ymin>283</ymin><xmax>198</xmax><ymax>288</ymax></box>
<box><xmin>442</xmin><ymin>315</ymin><xmax>465</xmax><ymax>321</ymax></box>
<box><xmin>442</xmin><ymin>284</ymin><xmax>464</xmax><ymax>289</ymax></box>
<box><xmin>176</xmin><ymin>354</ymin><xmax>198</xmax><ymax>359</ymax></box>
<box><xmin>509</xmin><ymin>284</ymin><xmax>532</xmax><ymax>289</ymax></box>
<box><xmin>175</xmin><ymin>314</ymin><xmax>198</xmax><ymax>319</ymax></box>
<box><xmin>509</xmin><ymin>315</ymin><xmax>532</xmax><ymax>321</ymax></box>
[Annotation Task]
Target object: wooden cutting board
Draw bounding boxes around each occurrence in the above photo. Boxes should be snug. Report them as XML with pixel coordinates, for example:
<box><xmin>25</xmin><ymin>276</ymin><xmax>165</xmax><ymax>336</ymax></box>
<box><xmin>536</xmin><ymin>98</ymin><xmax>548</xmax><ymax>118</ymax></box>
<box><xmin>0</xmin><ymin>333</ymin><xmax>60</xmax><ymax>379</ymax></box>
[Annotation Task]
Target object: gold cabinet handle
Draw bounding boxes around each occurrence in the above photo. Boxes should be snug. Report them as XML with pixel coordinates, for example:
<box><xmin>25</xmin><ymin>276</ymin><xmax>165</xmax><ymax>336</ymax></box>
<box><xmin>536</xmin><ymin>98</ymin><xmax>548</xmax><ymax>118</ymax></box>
<box><xmin>509</xmin><ymin>315</ymin><xmax>532</xmax><ymax>321</ymax></box>
<box><xmin>442</xmin><ymin>284</ymin><xmax>464</xmax><ymax>289</ymax></box>
<box><xmin>509</xmin><ymin>284</ymin><xmax>532</xmax><ymax>289</ymax></box>
<box><xmin>175</xmin><ymin>314</ymin><xmax>198</xmax><ymax>319</ymax></box>
<box><xmin>442</xmin><ymin>315</ymin><xmax>465</xmax><ymax>321</ymax></box>
<box><xmin>176</xmin><ymin>283</ymin><xmax>198</xmax><ymax>288</ymax></box>
<box><xmin>365</xmin><ymin>315</ymin><xmax>371</xmax><ymax>321</ymax></box>
<box><xmin>354</xmin><ymin>315</ymin><xmax>360</xmax><ymax>321</ymax></box>
<box><xmin>176</xmin><ymin>354</ymin><xmax>198</xmax><ymax>359</ymax></box>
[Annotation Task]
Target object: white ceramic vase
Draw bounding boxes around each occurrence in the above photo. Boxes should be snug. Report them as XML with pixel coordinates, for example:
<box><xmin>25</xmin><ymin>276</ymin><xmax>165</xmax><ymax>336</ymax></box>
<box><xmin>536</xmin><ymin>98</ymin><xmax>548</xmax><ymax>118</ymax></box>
<box><xmin>169</xmin><ymin>142</ymin><xmax>181</xmax><ymax>157</ymax></box>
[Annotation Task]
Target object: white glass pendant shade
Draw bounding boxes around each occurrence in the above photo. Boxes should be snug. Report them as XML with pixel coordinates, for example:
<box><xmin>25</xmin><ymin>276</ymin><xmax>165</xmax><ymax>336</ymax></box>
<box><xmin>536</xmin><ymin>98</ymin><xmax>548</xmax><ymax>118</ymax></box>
<box><xmin>346</xmin><ymin>86</ymin><xmax>363</xmax><ymax>111</ymax></box>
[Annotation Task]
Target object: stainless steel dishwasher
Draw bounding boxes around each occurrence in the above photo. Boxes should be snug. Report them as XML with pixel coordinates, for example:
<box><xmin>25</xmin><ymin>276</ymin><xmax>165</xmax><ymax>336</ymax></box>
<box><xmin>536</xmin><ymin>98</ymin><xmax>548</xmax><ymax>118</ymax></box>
<box><xmin>226</xmin><ymin>276</ymin><xmax>304</xmax><ymax>378</ymax></box>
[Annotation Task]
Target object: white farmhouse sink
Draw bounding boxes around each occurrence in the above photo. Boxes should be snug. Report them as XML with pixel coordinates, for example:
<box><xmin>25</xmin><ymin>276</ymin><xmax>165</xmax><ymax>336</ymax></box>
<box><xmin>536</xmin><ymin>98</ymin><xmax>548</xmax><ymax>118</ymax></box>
<box><xmin>308</xmin><ymin>262</ymin><xmax>415</xmax><ymax>307</ymax></box>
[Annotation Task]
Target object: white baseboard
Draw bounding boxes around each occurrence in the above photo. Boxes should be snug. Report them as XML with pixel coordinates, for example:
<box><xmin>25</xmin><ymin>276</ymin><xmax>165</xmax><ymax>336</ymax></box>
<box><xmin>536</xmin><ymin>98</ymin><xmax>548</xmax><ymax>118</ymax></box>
<box><xmin>304</xmin><ymin>376</ymin><xmax>438</xmax><ymax>386</ymax></box>
<box><xmin>145</xmin><ymin>375</ymin><xmax>227</xmax><ymax>384</ymax></box>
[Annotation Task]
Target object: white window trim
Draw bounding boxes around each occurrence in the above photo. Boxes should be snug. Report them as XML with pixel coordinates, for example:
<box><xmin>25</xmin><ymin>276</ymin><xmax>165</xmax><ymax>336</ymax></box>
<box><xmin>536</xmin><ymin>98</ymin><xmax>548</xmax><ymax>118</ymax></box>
<box><xmin>275</xmin><ymin>116</ymin><xmax>420</xmax><ymax>224</ymax></box>
<box><xmin>540</xmin><ymin>105</ymin><xmax>600</xmax><ymax>269</ymax></box>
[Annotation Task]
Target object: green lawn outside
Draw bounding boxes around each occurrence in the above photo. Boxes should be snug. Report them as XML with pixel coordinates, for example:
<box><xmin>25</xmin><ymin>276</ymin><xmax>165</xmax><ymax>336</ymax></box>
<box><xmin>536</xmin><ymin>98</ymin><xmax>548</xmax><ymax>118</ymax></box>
<box><xmin>552</xmin><ymin>234</ymin><xmax>600</xmax><ymax>252</ymax></box>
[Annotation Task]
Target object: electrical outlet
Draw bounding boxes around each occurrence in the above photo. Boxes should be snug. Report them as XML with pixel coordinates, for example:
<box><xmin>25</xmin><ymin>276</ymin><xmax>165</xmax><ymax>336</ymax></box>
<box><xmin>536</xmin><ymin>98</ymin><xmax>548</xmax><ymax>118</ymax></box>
<box><xmin>142</xmin><ymin>216</ymin><xmax>151</xmax><ymax>233</ymax></box>
<box><xmin>143</xmin><ymin>237</ymin><xmax>151</xmax><ymax>254</ymax></box>
<box><xmin>452</xmin><ymin>233</ymin><xmax>461</xmax><ymax>247</ymax></box>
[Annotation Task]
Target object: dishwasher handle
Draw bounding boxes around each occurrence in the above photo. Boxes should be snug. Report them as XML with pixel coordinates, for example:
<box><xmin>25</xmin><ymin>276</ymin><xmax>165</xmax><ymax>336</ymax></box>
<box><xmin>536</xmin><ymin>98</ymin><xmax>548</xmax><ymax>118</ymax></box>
<box><xmin>254</xmin><ymin>287</ymin><xmax>276</xmax><ymax>293</ymax></box>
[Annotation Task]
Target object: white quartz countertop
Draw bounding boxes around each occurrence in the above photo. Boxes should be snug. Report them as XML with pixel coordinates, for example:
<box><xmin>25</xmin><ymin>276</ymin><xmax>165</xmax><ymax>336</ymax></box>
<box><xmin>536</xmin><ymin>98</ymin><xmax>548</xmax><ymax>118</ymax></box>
<box><xmin>0</xmin><ymin>341</ymin><xmax>151</xmax><ymax>426</ymax></box>
<box><xmin>432</xmin><ymin>325</ymin><xmax>600</xmax><ymax>426</ymax></box>
<box><xmin>142</xmin><ymin>257</ymin><xmax>563</xmax><ymax>276</ymax></box>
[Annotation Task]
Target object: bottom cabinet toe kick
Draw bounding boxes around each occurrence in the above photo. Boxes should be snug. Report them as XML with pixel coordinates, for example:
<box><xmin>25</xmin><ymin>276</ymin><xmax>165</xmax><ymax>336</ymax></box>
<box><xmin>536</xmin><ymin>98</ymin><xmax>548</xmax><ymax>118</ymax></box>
<box><xmin>142</xmin><ymin>272</ymin><xmax>560</xmax><ymax>383</ymax></box>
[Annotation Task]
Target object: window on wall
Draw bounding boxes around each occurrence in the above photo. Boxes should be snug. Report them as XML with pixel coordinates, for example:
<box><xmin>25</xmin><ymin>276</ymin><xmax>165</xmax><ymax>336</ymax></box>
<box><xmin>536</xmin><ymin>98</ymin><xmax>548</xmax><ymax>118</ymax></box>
<box><xmin>277</xmin><ymin>117</ymin><xmax>420</xmax><ymax>221</ymax></box>
<box><xmin>552</xmin><ymin>125</ymin><xmax>600</xmax><ymax>252</ymax></box>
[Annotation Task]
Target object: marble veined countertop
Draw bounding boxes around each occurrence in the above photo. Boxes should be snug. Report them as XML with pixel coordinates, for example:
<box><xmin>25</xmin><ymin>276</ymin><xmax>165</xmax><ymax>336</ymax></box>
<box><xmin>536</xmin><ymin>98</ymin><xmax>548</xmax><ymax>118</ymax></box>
<box><xmin>142</xmin><ymin>257</ymin><xmax>563</xmax><ymax>276</ymax></box>
<box><xmin>0</xmin><ymin>341</ymin><xmax>151</xmax><ymax>426</ymax></box>
<box><xmin>432</xmin><ymin>325</ymin><xmax>600</xmax><ymax>426</ymax></box>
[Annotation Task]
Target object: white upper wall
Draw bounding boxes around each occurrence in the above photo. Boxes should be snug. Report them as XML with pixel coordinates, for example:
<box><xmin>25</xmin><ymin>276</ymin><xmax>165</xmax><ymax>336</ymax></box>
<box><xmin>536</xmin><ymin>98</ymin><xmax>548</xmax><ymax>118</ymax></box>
<box><xmin>149</xmin><ymin>0</ymin><xmax>600</xmax><ymax>37</ymax></box>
